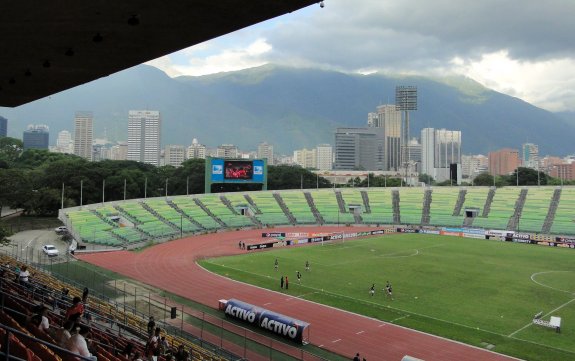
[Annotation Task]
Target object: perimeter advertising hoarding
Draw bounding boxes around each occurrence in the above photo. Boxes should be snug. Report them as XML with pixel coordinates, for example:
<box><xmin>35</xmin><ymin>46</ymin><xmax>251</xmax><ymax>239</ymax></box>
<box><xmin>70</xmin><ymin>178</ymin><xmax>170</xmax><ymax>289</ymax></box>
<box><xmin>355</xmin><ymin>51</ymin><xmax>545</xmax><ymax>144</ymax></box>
<box><xmin>223</xmin><ymin>299</ymin><xmax>309</xmax><ymax>344</ymax></box>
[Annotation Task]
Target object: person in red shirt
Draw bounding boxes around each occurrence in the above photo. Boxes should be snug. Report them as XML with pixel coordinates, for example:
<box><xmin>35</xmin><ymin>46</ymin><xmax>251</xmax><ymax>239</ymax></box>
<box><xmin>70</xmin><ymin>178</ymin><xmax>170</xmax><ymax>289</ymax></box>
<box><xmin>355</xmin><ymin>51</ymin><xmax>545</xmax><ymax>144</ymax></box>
<box><xmin>65</xmin><ymin>296</ymin><xmax>84</xmax><ymax>322</ymax></box>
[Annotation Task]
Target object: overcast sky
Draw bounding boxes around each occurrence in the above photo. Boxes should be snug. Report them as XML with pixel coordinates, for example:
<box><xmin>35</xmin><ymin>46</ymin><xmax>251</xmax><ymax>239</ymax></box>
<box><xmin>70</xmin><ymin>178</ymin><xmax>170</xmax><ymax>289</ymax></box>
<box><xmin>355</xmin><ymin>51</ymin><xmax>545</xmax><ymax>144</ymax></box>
<box><xmin>147</xmin><ymin>0</ymin><xmax>575</xmax><ymax>112</ymax></box>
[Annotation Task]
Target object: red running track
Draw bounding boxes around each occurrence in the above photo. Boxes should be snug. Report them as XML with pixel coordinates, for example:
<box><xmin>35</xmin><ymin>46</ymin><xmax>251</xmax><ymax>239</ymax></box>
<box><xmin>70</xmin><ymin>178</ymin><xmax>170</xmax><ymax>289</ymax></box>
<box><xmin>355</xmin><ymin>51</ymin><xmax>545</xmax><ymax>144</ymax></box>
<box><xmin>78</xmin><ymin>227</ymin><xmax>518</xmax><ymax>361</ymax></box>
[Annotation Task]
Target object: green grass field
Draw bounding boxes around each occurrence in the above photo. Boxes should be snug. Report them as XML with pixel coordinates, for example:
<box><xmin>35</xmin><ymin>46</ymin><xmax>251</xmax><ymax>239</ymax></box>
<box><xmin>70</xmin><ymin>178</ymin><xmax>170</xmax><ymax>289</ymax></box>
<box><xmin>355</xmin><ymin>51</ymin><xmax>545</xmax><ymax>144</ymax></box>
<box><xmin>199</xmin><ymin>234</ymin><xmax>575</xmax><ymax>361</ymax></box>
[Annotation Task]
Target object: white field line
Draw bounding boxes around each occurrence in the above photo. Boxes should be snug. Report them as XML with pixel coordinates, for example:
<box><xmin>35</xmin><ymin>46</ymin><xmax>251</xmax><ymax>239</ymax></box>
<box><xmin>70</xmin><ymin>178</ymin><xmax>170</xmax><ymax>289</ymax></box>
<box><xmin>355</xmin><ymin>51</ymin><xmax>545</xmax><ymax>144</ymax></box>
<box><xmin>508</xmin><ymin>297</ymin><xmax>575</xmax><ymax>337</ymax></box>
<box><xmin>530</xmin><ymin>271</ymin><xmax>575</xmax><ymax>295</ymax></box>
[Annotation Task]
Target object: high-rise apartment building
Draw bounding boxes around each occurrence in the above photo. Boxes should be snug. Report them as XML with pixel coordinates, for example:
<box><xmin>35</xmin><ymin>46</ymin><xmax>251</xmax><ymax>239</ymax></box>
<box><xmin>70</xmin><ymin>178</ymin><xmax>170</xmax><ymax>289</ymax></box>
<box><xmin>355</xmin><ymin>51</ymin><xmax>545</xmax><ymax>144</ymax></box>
<box><xmin>187</xmin><ymin>138</ymin><xmax>206</xmax><ymax>159</ymax></box>
<box><xmin>127</xmin><ymin>110</ymin><xmax>161</xmax><ymax>166</ymax></box>
<box><xmin>550</xmin><ymin>163</ymin><xmax>575</xmax><ymax>181</ymax></box>
<box><xmin>110</xmin><ymin>142</ymin><xmax>128</xmax><ymax>160</ymax></box>
<box><xmin>522</xmin><ymin>143</ymin><xmax>539</xmax><ymax>169</ymax></box>
<box><xmin>55</xmin><ymin>130</ymin><xmax>74</xmax><ymax>153</ymax></box>
<box><xmin>461</xmin><ymin>154</ymin><xmax>488</xmax><ymax>178</ymax></box>
<box><xmin>0</xmin><ymin>116</ymin><xmax>7</xmax><ymax>137</ymax></box>
<box><xmin>293</xmin><ymin>148</ymin><xmax>317</xmax><ymax>169</ymax></box>
<box><xmin>316</xmin><ymin>144</ymin><xmax>333</xmax><ymax>170</ymax></box>
<box><xmin>164</xmin><ymin>144</ymin><xmax>186</xmax><ymax>167</ymax></box>
<box><xmin>421</xmin><ymin>128</ymin><xmax>462</xmax><ymax>182</ymax></box>
<box><xmin>216</xmin><ymin>144</ymin><xmax>238</xmax><ymax>159</ymax></box>
<box><xmin>23</xmin><ymin>124</ymin><xmax>49</xmax><ymax>150</ymax></box>
<box><xmin>257</xmin><ymin>142</ymin><xmax>274</xmax><ymax>165</ymax></box>
<box><xmin>488</xmin><ymin>148</ymin><xmax>520</xmax><ymax>176</ymax></box>
<box><xmin>74</xmin><ymin>112</ymin><xmax>94</xmax><ymax>161</ymax></box>
<box><xmin>334</xmin><ymin>127</ymin><xmax>384</xmax><ymax>171</ymax></box>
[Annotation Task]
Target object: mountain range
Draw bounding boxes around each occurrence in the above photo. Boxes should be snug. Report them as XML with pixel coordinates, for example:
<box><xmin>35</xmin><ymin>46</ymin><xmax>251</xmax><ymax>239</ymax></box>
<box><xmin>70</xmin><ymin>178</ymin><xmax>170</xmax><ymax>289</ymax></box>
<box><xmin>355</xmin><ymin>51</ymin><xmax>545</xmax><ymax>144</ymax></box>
<box><xmin>1</xmin><ymin>64</ymin><xmax>573</xmax><ymax>155</ymax></box>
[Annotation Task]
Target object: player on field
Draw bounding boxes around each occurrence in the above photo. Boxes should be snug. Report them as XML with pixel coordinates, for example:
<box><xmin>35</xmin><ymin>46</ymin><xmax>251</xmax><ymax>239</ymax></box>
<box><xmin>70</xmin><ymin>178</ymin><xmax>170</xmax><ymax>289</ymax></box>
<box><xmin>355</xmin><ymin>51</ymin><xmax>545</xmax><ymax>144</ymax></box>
<box><xmin>305</xmin><ymin>260</ymin><xmax>310</xmax><ymax>272</ymax></box>
<box><xmin>369</xmin><ymin>284</ymin><xmax>375</xmax><ymax>296</ymax></box>
<box><xmin>296</xmin><ymin>271</ymin><xmax>302</xmax><ymax>284</ymax></box>
<box><xmin>385</xmin><ymin>281</ymin><xmax>393</xmax><ymax>300</ymax></box>
<box><xmin>274</xmin><ymin>258</ymin><xmax>278</xmax><ymax>271</ymax></box>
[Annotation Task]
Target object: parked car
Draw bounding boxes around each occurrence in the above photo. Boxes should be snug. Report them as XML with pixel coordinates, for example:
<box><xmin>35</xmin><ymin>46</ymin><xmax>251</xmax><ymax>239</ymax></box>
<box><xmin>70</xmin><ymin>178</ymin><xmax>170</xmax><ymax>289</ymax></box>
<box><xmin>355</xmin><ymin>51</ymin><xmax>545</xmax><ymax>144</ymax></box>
<box><xmin>42</xmin><ymin>245</ymin><xmax>59</xmax><ymax>257</ymax></box>
<box><xmin>54</xmin><ymin>226</ymin><xmax>67</xmax><ymax>233</ymax></box>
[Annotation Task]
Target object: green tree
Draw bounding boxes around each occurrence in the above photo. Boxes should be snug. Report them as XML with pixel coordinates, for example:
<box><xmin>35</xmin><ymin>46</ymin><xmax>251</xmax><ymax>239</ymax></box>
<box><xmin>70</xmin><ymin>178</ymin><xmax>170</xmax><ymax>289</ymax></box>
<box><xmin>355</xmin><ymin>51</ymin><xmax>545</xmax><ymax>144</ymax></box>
<box><xmin>0</xmin><ymin>224</ymin><xmax>12</xmax><ymax>246</ymax></box>
<box><xmin>419</xmin><ymin>173</ymin><xmax>434</xmax><ymax>186</ymax></box>
<box><xmin>472</xmin><ymin>172</ymin><xmax>494</xmax><ymax>186</ymax></box>
<box><xmin>0</xmin><ymin>137</ymin><xmax>23</xmax><ymax>166</ymax></box>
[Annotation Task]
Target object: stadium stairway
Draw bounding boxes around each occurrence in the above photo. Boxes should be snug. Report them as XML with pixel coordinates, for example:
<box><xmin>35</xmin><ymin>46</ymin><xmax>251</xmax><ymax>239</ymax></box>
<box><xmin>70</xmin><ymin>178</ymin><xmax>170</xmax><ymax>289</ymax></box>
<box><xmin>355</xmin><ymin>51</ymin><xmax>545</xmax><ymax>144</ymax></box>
<box><xmin>273</xmin><ymin>193</ymin><xmax>297</xmax><ymax>225</ymax></box>
<box><xmin>453</xmin><ymin>189</ymin><xmax>466</xmax><ymax>216</ymax></box>
<box><xmin>542</xmin><ymin>188</ymin><xmax>561</xmax><ymax>234</ymax></box>
<box><xmin>421</xmin><ymin>189</ymin><xmax>432</xmax><ymax>225</ymax></box>
<box><xmin>193</xmin><ymin>198</ymin><xmax>228</xmax><ymax>228</ymax></box>
<box><xmin>167</xmin><ymin>199</ymin><xmax>206</xmax><ymax>231</ymax></box>
<box><xmin>243</xmin><ymin>194</ymin><xmax>262</xmax><ymax>214</ymax></box>
<box><xmin>220</xmin><ymin>196</ymin><xmax>240</xmax><ymax>215</ymax></box>
<box><xmin>304</xmin><ymin>192</ymin><xmax>324</xmax><ymax>224</ymax></box>
<box><xmin>141</xmin><ymin>201</ymin><xmax>182</xmax><ymax>233</ymax></box>
<box><xmin>360</xmin><ymin>190</ymin><xmax>371</xmax><ymax>213</ymax></box>
<box><xmin>482</xmin><ymin>188</ymin><xmax>496</xmax><ymax>217</ymax></box>
<box><xmin>506</xmin><ymin>188</ymin><xmax>528</xmax><ymax>231</ymax></box>
<box><xmin>392</xmin><ymin>190</ymin><xmax>401</xmax><ymax>224</ymax></box>
<box><xmin>335</xmin><ymin>191</ymin><xmax>347</xmax><ymax>213</ymax></box>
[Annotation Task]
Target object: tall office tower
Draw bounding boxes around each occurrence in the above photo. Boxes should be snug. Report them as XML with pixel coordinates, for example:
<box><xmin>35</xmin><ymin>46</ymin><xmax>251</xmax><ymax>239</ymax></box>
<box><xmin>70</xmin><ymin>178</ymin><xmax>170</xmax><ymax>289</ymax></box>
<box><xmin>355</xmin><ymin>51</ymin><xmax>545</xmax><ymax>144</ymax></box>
<box><xmin>421</xmin><ymin>128</ymin><xmax>462</xmax><ymax>182</ymax></box>
<box><xmin>164</xmin><ymin>145</ymin><xmax>186</xmax><ymax>166</ymax></box>
<box><xmin>374</xmin><ymin>105</ymin><xmax>402</xmax><ymax>170</ymax></box>
<box><xmin>110</xmin><ymin>142</ymin><xmax>128</xmax><ymax>160</ymax></box>
<box><xmin>0</xmin><ymin>116</ymin><xmax>7</xmax><ymax>137</ymax></box>
<box><xmin>257</xmin><ymin>142</ymin><xmax>274</xmax><ymax>165</ymax></box>
<box><xmin>23</xmin><ymin>124</ymin><xmax>49</xmax><ymax>149</ymax></box>
<box><xmin>55</xmin><ymin>130</ymin><xmax>74</xmax><ymax>153</ymax></box>
<box><xmin>74</xmin><ymin>112</ymin><xmax>94</xmax><ymax>161</ymax></box>
<box><xmin>216</xmin><ymin>144</ymin><xmax>238</xmax><ymax>159</ymax></box>
<box><xmin>293</xmin><ymin>148</ymin><xmax>317</xmax><ymax>168</ymax></box>
<box><xmin>522</xmin><ymin>143</ymin><xmax>539</xmax><ymax>169</ymax></box>
<box><xmin>367</xmin><ymin>112</ymin><xmax>378</xmax><ymax>127</ymax></box>
<box><xmin>334</xmin><ymin>127</ymin><xmax>384</xmax><ymax>171</ymax></box>
<box><xmin>407</xmin><ymin>138</ymin><xmax>422</xmax><ymax>171</ymax></box>
<box><xmin>316</xmin><ymin>144</ymin><xmax>333</xmax><ymax>170</ymax></box>
<box><xmin>186</xmin><ymin>138</ymin><xmax>206</xmax><ymax>159</ymax></box>
<box><xmin>488</xmin><ymin>148</ymin><xmax>520</xmax><ymax>176</ymax></box>
<box><xmin>461</xmin><ymin>154</ymin><xmax>488</xmax><ymax>178</ymax></box>
<box><xmin>127</xmin><ymin>110</ymin><xmax>161</xmax><ymax>166</ymax></box>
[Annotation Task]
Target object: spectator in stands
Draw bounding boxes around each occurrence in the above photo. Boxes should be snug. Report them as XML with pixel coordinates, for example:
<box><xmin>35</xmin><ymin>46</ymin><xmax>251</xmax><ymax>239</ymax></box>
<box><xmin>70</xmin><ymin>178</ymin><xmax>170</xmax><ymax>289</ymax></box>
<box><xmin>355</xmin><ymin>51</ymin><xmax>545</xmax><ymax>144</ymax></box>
<box><xmin>65</xmin><ymin>296</ymin><xmax>85</xmax><ymax>322</ymax></box>
<box><xmin>146</xmin><ymin>327</ymin><xmax>161</xmax><ymax>361</ymax></box>
<box><xmin>147</xmin><ymin>316</ymin><xmax>156</xmax><ymax>337</ymax></box>
<box><xmin>131</xmin><ymin>351</ymin><xmax>143</xmax><ymax>361</ymax></box>
<box><xmin>353</xmin><ymin>353</ymin><xmax>361</xmax><ymax>361</ymax></box>
<box><xmin>82</xmin><ymin>287</ymin><xmax>90</xmax><ymax>303</ymax></box>
<box><xmin>59</xmin><ymin>287</ymin><xmax>70</xmax><ymax>309</ymax></box>
<box><xmin>67</xmin><ymin>325</ymin><xmax>97</xmax><ymax>360</ymax></box>
<box><xmin>18</xmin><ymin>265</ymin><xmax>30</xmax><ymax>285</ymax></box>
<box><xmin>121</xmin><ymin>342</ymin><xmax>134</xmax><ymax>359</ymax></box>
<box><xmin>30</xmin><ymin>305</ymin><xmax>50</xmax><ymax>333</ymax></box>
<box><xmin>173</xmin><ymin>344</ymin><xmax>189</xmax><ymax>361</ymax></box>
<box><xmin>55</xmin><ymin>320</ymin><xmax>75</xmax><ymax>348</ymax></box>
<box><xmin>159</xmin><ymin>336</ymin><xmax>170</xmax><ymax>356</ymax></box>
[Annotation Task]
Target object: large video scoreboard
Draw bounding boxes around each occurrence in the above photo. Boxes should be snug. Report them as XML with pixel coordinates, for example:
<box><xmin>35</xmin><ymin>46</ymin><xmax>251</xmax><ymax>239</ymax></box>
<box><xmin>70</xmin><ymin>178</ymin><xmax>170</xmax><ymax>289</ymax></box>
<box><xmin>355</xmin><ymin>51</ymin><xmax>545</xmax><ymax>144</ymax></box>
<box><xmin>205</xmin><ymin>157</ymin><xmax>267</xmax><ymax>193</ymax></box>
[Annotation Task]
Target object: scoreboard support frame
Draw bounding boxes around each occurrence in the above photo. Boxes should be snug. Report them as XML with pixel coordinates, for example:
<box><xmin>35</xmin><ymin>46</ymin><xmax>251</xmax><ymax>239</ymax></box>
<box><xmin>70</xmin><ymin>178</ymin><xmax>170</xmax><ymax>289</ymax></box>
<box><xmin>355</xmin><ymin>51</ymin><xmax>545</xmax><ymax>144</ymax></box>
<box><xmin>204</xmin><ymin>157</ymin><xmax>268</xmax><ymax>194</ymax></box>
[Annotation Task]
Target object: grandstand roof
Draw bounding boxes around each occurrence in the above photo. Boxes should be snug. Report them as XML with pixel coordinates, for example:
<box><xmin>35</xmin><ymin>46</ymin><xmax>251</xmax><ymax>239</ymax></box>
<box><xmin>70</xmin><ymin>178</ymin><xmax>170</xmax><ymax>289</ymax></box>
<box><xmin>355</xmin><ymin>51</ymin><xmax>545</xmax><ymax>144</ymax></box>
<box><xmin>0</xmin><ymin>0</ymin><xmax>317</xmax><ymax>107</ymax></box>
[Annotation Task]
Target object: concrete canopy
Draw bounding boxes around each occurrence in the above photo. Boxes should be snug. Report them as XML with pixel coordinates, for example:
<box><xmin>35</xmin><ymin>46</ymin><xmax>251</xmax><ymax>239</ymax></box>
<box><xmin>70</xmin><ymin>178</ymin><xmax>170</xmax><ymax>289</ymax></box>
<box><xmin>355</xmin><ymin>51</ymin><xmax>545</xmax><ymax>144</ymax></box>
<box><xmin>0</xmin><ymin>0</ymin><xmax>318</xmax><ymax>107</ymax></box>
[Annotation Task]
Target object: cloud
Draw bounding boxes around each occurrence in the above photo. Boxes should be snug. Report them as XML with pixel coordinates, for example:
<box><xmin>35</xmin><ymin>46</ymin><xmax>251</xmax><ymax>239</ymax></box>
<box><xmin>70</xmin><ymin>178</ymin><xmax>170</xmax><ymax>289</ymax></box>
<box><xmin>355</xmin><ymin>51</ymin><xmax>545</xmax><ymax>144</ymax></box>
<box><xmin>148</xmin><ymin>0</ymin><xmax>575</xmax><ymax>111</ymax></box>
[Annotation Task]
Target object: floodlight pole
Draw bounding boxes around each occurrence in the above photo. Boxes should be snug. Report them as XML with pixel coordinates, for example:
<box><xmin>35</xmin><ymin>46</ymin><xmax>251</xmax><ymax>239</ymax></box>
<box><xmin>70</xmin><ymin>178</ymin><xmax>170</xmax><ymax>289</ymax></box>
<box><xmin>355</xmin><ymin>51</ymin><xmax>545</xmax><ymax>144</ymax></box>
<box><xmin>80</xmin><ymin>179</ymin><xmax>83</xmax><ymax>207</ymax></box>
<box><xmin>102</xmin><ymin>179</ymin><xmax>105</xmax><ymax>204</ymax></box>
<box><xmin>61</xmin><ymin>183</ymin><xmax>65</xmax><ymax>209</ymax></box>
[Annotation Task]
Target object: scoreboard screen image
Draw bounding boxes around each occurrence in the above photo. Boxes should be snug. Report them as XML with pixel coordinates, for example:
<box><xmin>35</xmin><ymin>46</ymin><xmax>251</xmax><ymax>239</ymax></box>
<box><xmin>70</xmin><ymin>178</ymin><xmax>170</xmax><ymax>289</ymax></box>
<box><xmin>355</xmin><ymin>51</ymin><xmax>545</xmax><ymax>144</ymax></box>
<box><xmin>224</xmin><ymin>161</ymin><xmax>254</xmax><ymax>180</ymax></box>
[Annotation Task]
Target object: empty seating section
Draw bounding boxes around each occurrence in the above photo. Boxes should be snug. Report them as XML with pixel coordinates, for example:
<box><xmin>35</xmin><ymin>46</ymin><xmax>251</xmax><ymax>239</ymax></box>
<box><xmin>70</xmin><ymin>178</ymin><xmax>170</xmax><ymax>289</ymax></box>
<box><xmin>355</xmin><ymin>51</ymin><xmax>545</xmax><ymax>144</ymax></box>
<box><xmin>249</xmin><ymin>193</ymin><xmax>290</xmax><ymax>225</ymax></box>
<box><xmin>551</xmin><ymin>187</ymin><xmax>575</xmax><ymax>235</ymax></box>
<box><xmin>518</xmin><ymin>188</ymin><xmax>554</xmax><ymax>233</ymax></box>
<box><xmin>310</xmin><ymin>190</ymin><xmax>355</xmax><ymax>224</ymax></box>
<box><xmin>460</xmin><ymin>188</ymin><xmax>489</xmax><ymax>215</ymax></box>
<box><xmin>224</xmin><ymin>193</ymin><xmax>251</xmax><ymax>211</ymax></box>
<box><xmin>111</xmin><ymin>226</ymin><xmax>146</xmax><ymax>244</ymax></box>
<box><xmin>66</xmin><ymin>210</ymin><xmax>120</xmax><ymax>246</ymax></box>
<box><xmin>473</xmin><ymin>188</ymin><xmax>521</xmax><ymax>229</ymax></box>
<box><xmin>280</xmin><ymin>191</ymin><xmax>317</xmax><ymax>224</ymax></box>
<box><xmin>339</xmin><ymin>189</ymin><xmax>365</xmax><ymax>212</ymax></box>
<box><xmin>119</xmin><ymin>202</ymin><xmax>177</xmax><ymax>238</ymax></box>
<box><xmin>197</xmin><ymin>195</ymin><xmax>254</xmax><ymax>228</ymax></box>
<box><xmin>171</xmin><ymin>196</ymin><xmax>221</xmax><ymax>230</ymax></box>
<box><xmin>429</xmin><ymin>188</ymin><xmax>464</xmax><ymax>227</ymax></box>
<box><xmin>144</xmin><ymin>199</ymin><xmax>201</xmax><ymax>233</ymax></box>
<box><xmin>362</xmin><ymin>189</ymin><xmax>394</xmax><ymax>224</ymax></box>
<box><xmin>399</xmin><ymin>188</ymin><xmax>424</xmax><ymax>224</ymax></box>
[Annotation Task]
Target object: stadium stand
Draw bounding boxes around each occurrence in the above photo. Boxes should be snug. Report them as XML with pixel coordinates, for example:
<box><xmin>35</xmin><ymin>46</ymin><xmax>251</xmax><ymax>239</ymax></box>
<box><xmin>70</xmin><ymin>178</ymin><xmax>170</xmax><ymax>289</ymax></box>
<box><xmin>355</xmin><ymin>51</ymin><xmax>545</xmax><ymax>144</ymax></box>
<box><xmin>473</xmin><ymin>187</ymin><xmax>521</xmax><ymax>230</ymax></box>
<box><xmin>398</xmin><ymin>188</ymin><xmax>425</xmax><ymax>225</ymax></box>
<box><xmin>170</xmin><ymin>196</ymin><xmax>223</xmax><ymax>230</ymax></box>
<box><xmin>279</xmin><ymin>191</ymin><xmax>317</xmax><ymax>224</ymax></box>
<box><xmin>428</xmin><ymin>187</ymin><xmax>465</xmax><ymax>227</ymax></box>
<box><xmin>144</xmin><ymin>199</ymin><xmax>201</xmax><ymax>234</ymax></box>
<box><xmin>550</xmin><ymin>187</ymin><xmax>575</xmax><ymax>235</ymax></box>
<box><xmin>360</xmin><ymin>188</ymin><xmax>394</xmax><ymax>225</ymax></box>
<box><xmin>517</xmin><ymin>187</ymin><xmax>555</xmax><ymax>233</ymax></box>
<box><xmin>65</xmin><ymin>210</ymin><xmax>120</xmax><ymax>246</ymax></box>
<box><xmin>308</xmin><ymin>190</ymin><xmax>355</xmax><ymax>224</ymax></box>
<box><xmin>195</xmin><ymin>195</ymin><xmax>254</xmax><ymax>228</ymax></box>
<box><xmin>248</xmin><ymin>192</ymin><xmax>291</xmax><ymax>226</ymax></box>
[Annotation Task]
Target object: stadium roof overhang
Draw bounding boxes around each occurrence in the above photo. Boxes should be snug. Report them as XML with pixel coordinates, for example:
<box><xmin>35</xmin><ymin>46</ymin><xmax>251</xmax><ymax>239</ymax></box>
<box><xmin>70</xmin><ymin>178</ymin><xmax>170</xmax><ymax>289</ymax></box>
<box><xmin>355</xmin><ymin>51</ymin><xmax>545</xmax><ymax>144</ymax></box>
<box><xmin>0</xmin><ymin>0</ymin><xmax>318</xmax><ymax>108</ymax></box>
